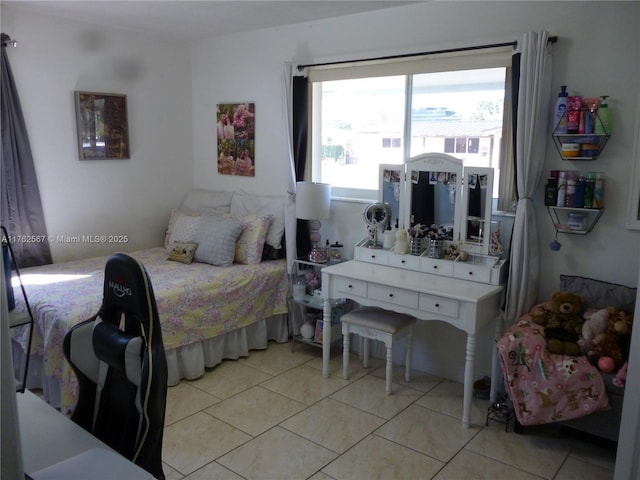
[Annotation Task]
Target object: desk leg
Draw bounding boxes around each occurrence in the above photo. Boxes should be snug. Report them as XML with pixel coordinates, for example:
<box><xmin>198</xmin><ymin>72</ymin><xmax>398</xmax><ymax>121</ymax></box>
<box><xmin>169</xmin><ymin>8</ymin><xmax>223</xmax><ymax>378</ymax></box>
<box><xmin>463</xmin><ymin>332</ymin><xmax>476</xmax><ymax>428</ymax></box>
<box><xmin>322</xmin><ymin>299</ymin><xmax>332</xmax><ymax>378</ymax></box>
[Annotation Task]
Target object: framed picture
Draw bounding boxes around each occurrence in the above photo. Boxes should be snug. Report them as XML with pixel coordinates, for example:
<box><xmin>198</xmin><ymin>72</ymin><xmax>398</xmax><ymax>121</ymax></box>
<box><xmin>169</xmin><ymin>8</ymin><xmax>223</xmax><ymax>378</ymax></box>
<box><xmin>75</xmin><ymin>91</ymin><xmax>129</xmax><ymax>160</ymax></box>
<box><xmin>313</xmin><ymin>320</ymin><xmax>324</xmax><ymax>344</ymax></box>
<box><xmin>217</xmin><ymin>102</ymin><xmax>255</xmax><ymax>176</ymax></box>
<box><xmin>627</xmin><ymin>92</ymin><xmax>640</xmax><ymax>229</ymax></box>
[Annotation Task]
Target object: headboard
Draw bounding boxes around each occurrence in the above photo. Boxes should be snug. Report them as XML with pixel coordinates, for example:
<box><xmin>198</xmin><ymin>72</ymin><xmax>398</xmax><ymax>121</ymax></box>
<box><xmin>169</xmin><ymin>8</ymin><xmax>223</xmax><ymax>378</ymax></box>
<box><xmin>560</xmin><ymin>275</ymin><xmax>637</xmax><ymax>313</ymax></box>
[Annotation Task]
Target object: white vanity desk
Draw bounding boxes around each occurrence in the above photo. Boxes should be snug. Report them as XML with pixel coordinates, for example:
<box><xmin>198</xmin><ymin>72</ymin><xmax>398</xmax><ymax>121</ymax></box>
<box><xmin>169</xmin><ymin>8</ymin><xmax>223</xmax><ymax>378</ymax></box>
<box><xmin>321</xmin><ymin>259</ymin><xmax>504</xmax><ymax>428</ymax></box>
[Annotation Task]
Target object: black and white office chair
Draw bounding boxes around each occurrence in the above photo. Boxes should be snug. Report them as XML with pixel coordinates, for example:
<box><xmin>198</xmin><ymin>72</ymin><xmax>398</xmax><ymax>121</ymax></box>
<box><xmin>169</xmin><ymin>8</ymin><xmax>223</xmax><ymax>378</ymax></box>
<box><xmin>63</xmin><ymin>252</ymin><xmax>168</xmax><ymax>479</ymax></box>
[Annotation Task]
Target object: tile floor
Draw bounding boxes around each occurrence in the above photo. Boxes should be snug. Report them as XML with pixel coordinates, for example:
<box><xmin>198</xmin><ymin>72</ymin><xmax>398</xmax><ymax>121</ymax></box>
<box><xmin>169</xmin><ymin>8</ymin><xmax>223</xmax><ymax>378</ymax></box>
<box><xmin>161</xmin><ymin>340</ymin><xmax>617</xmax><ymax>480</ymax></box>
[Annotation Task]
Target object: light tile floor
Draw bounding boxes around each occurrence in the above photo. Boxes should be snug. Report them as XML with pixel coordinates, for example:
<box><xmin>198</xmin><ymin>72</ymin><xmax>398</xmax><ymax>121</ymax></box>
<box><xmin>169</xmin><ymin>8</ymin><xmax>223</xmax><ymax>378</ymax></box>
<box><xmin>161</xmin><ymin>340</ymin><xmax>617</xmax><ymax>480</ymax></box>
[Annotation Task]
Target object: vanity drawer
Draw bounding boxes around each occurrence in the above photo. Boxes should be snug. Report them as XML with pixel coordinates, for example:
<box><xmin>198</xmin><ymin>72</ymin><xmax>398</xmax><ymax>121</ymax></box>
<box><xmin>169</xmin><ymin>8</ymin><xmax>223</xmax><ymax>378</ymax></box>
<box><xmin>355</xmin><ymin>245</ymin><xmax>389</xmax><ymax>265</ymax></box>
<box><xmin>368</xmin><ymin>283</ymin><xmax>419</xmax><ymax>309</ymax></box>
<box><xmin>419</xmin><ymin>294</ymin><xmax>459</xmax><ymax>318</ymax></box>
<box><xmin>334</xmin><ymin>277</ymin><xmax>368</xmax><ymax>297</ymax></box>
<box><xmin>388</xmin><ymin>254</ymin><xmax>420</xmax><ymax>270</ymax></box>
<box><xmin>420</xmin><ymin>257</ymin><xmax>454</xmax><ymax>276</ymax></box>
<box><xmin>453</xmin><ymin>262</ymin><xmax>492</xmax><ymax>284</ymax></box>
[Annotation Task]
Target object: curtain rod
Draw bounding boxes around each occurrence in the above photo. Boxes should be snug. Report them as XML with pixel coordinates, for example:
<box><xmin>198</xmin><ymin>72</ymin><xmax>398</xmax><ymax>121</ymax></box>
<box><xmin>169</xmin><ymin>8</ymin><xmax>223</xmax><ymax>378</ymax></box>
<box><xmin>1</xmin><ymin>33</ymin><xmax>18</xmax><ymax>48</ymax></box>
<box><xmin>296</xmin><ymin>36</ymin><xmax>557</xmax><ymax>72</ymax></box>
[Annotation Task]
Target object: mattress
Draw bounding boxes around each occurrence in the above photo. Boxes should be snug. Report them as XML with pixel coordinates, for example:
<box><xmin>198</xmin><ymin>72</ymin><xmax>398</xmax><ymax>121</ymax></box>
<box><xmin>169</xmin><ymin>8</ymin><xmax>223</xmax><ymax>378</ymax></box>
<box><xmin>10</xmin><ymin>247</ymin><xmax>288</xmax><ymax>412</ymax></box>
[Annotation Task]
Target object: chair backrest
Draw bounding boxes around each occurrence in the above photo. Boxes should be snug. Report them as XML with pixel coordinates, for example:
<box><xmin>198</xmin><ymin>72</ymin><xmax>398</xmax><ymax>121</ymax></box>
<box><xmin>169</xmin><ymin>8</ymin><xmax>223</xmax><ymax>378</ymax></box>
<box><xmin>63</xmin><ymin>252</ymin><xmax>167</xmax><ymax>479</ymax></box>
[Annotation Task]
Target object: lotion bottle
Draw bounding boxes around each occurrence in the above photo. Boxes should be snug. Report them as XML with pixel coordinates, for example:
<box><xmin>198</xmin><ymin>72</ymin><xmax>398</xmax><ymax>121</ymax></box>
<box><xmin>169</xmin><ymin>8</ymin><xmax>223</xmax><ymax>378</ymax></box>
<box><xmin>594</xmin><ymin>96</ymin><xmax>611</xmax><ymax>134</ymax></box>
<box><xmin>553</xmin><ymin>85</ymin><xmax>568</xmax><ymax>134</ymax></box>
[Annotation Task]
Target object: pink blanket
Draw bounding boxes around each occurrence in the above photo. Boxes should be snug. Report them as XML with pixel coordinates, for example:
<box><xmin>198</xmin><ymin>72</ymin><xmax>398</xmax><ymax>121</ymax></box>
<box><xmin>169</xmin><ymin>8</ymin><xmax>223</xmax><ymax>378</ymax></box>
<box><xmin>497</xmin><ymin>303</ymin><xmax>609</xmax><ymax>426</ymax></box>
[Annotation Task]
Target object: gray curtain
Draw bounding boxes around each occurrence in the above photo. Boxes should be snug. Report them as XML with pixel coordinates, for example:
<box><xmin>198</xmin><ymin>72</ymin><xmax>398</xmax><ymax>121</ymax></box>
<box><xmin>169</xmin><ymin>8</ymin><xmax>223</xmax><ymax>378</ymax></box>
<box><xmin>1</xmin><ymin>34</ymin><xmax>52</xmax><ymax>267</ymax></box>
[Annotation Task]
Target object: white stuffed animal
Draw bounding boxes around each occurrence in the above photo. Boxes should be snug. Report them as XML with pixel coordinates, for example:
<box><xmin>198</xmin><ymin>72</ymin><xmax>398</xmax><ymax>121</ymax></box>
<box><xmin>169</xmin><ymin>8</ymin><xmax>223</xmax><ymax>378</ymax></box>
<box><xmin>394</xmin><ymin>228</ymin><xmax>409</xmax><ymax>254</ymax></box>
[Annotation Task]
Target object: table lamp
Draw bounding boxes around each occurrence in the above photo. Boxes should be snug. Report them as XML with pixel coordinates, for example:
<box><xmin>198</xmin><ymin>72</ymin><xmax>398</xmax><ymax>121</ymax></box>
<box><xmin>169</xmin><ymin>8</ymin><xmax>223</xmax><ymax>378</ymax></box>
<box><xmin>296</xmin><ymin>181</ymin><xmax>331</xmax><ymax>263</ymax></box>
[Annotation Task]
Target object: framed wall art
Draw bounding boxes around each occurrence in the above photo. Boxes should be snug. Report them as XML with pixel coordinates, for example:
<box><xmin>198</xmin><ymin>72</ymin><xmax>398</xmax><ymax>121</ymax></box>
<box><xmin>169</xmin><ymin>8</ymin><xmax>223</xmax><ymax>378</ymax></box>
<box><xmin>75</xmin><ymin>91</ymin><xmax>129</xmax><ymax>160</ymax></box>
<box><xmin>217</xmin><ymin>102</ymin><xmax>255</xmax><ymax>176</ymax></box>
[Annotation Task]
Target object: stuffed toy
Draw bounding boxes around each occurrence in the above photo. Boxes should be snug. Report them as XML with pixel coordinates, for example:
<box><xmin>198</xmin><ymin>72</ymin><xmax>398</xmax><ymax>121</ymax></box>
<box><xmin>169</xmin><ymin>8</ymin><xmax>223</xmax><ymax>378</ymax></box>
<box><xmin>587</xmin><ymin>306</ymin><xmax>633</xmax><ymax>370</ymax></box>
<box><xmin>531</xmin><ymin>291</ymin><xmax>584</xmax><ymax>356</ymax></box>
<box><xmin>578</xmin><ymin>308</ymin><xmax>609</xmax><ymax>353</ymax></box>
<box><xmin>613</xmin><ymin>361</ymin><xmax>628</xmax><ymax>388</ymax></box>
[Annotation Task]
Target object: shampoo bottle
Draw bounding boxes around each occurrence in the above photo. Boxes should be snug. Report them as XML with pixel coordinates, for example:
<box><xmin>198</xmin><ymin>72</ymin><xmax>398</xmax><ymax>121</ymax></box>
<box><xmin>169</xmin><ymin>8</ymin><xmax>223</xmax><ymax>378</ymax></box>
<box><xmin>553</xmin><ymin>85</ymin><xmax>568</xmax><ymax>134</ymax></box>
<box><xmin>594</xmin><ymin>96</ymin><xmax>611</xmax><ymax>134</ymax></box>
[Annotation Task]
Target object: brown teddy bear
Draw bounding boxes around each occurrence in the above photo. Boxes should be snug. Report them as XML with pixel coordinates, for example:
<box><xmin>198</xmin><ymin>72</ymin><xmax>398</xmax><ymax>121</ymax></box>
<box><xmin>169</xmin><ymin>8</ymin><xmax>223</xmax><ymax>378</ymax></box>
<box><xmin>531</xmin><ymin>291</ymin><xmax>584</xmax><ymax>356</ymax></box>
<box><xmin>587</xmin><ymin>306</ymin><xmax>633</xmax><ymax>369</ymax></box>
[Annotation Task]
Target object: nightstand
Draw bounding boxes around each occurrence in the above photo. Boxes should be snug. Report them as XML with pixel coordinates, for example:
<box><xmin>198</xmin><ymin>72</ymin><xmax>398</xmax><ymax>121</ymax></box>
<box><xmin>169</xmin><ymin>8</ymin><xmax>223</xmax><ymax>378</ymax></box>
<box><xmin>289</xmin><ymin>258</ymin><xmax>349</xmax><ymax>350</ymax></box>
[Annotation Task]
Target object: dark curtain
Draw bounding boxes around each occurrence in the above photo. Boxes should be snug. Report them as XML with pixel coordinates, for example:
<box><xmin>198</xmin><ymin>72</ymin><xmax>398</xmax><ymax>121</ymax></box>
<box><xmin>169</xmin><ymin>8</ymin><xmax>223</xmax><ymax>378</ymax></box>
<box><xmin>510</xmin><ymin>52</ymin><xmax>521</xmax><ymax>198</ymax></box>
<box><xmin>293</xmin><ymin>75</ymin><xmax>310</xmax><ymax>259</ymax></box>
<box><xmin>1</xmin><ymin>34</ymin><xmax>52</xmax><ymax>267</ymax></box>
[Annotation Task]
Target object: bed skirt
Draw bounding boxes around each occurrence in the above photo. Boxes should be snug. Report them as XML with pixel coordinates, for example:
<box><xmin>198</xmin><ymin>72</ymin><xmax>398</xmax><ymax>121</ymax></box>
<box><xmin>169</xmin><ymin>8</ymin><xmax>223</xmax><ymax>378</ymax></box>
<box><xmin>13</xmin><ymin>313</ymin><xmax>288</xmax><ymax>411</ymax></box>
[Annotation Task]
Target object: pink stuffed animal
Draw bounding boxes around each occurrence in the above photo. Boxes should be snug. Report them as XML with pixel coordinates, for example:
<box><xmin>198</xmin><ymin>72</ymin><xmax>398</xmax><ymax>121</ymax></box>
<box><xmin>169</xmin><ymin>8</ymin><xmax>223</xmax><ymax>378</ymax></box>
<box><xmin>613</xmin><ymin>361</ymin><xmax>628</xmax><ymax>388</ymax></box>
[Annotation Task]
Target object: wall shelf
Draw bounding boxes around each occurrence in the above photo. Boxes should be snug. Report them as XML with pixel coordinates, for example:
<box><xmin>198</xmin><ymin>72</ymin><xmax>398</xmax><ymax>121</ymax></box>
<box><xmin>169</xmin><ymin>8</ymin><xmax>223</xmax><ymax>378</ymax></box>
<box><xmin>546</xmin><ymin>206</ymin><xmax>604</xmax><ymax>235</ymax></box>
<box><xmin>552</xmin><ymin>110</ymin><xmax>610</xmax><ymax>161</ymax></box>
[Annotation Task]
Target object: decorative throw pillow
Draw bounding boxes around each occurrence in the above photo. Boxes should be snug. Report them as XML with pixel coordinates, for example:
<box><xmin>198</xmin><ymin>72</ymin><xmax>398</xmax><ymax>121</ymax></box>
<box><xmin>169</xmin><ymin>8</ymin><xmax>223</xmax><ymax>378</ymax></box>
<box><xmin>226</xmin><ymin>213</ymin><xmax>272</xmax><ymax>265</ymax></box>
<box><xmin>193</xmin><ymin>215</ymin><xmax>243</xmax><ymax>267</ymax></box>
<box><xmin>167</xmin><ymin>242</ymin><xmax>198</xmax><ymax>264</ymax></box>
<box><xmin>166</xmin><ymin>211</ymin><xmax>201</xmax><ymax>251</ymax></box>
<box><xmin>230</xmin><ymin>191</ymin><xmax>285</xmax><ymax>250</ymax></box>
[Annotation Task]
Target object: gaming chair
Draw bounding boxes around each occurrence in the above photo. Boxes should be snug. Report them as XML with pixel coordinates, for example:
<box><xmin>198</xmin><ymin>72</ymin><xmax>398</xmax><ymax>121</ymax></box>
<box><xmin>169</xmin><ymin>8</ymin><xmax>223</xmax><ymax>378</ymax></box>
<box><xmin>63</xmin><ymin>252</ymin><xmax>167</xmax><ymax>479</ymax></box>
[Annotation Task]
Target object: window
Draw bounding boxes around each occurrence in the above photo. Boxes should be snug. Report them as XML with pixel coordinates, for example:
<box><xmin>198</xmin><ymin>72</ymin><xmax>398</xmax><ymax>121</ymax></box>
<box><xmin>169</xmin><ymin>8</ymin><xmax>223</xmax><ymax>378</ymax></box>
<box><xmin>308</xmin><ymin>49</ymin><xmax>511</xmax><ymax>203</ymax></box>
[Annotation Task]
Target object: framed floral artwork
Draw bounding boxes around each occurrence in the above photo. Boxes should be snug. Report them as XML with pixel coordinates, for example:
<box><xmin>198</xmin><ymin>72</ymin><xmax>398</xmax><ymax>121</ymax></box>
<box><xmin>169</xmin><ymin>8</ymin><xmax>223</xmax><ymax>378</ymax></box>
<box><xmin>217</xmin><ymin>102</ymin><xmax>255</xmax><ymax>176</ymax></box>
<box><xmin>74</xmin><ymin>91</ymin><xmax>129</xmax><ymax>160</ymax></box>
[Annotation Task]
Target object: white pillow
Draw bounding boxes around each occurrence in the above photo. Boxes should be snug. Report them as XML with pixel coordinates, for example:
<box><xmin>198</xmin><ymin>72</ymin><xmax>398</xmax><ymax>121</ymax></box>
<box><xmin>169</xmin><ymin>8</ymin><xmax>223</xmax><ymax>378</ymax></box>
<box><xmin>230</xmin><ymin>190</ymin><xmax>285</xmax><ymax>249</ymax></box>
<box><xmin>166</xmin><ymin>212</ymin><xmax>201</xmax><ymax>250</ymax></box>
<box><xmin>193</xmin><ymin>215</ymin><xmax>243</xmax><ymax>267</ymax></box>
<box><xmin>181</xmin><ymin>189</ymin><xmax>233</xmax><ymax>212</ymax></box>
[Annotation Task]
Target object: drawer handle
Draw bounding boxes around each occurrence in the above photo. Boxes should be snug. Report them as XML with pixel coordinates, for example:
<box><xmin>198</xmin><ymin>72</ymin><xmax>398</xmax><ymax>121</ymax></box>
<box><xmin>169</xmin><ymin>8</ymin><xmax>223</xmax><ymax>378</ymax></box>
<box><xmin>348</xmin><ymin>284</ymin><xmax>353</xmax><ymax>289</ymax></box>
<box><xmin>401</xmin><ymin>260</ymin><xmax>406</xmax><ymax>264</ymax></box>
<box><xmin>370</xmin><ymin>255</ymin><xmax>376</xmax><ymax>259</ymax></box>
<box><xmin>435</xmin><ymin>303</ymin><xmax>440</xmax><ymax>308</ymax></box>
<box><xmin>468</xmin><ymin>271</ymin><xmax>473</xmax><ymax>276</ymax></box>
<box><xmin>388</xmin><ymin>293</ymin><xmax>394</xmax><ymax>298</ymax></box>
<box><xmin>433</xmin><ymin>265</ymin><xmax>438</xmax><ymax>270</ymax></box>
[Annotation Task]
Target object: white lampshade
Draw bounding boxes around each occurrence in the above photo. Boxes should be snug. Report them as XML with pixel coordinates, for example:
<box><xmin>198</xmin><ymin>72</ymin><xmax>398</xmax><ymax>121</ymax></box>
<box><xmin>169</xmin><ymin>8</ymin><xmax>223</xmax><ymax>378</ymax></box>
<box><xmin>296</xmin><ymin>182</ymin><xmax>331</xmax><ymax>220</ymax></box>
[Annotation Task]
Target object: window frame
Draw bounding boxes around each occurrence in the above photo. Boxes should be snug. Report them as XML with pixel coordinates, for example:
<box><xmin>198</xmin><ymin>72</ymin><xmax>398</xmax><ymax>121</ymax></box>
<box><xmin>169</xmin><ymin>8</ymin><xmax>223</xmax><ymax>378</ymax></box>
<box><xmin>306</xmin><ymin>47</ymin><xmax>514</xmax><ymax>208</ymax></box>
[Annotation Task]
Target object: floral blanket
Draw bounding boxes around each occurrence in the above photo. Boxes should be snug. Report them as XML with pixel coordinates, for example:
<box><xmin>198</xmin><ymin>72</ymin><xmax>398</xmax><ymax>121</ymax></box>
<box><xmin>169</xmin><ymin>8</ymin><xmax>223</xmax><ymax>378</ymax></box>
<box><xmin>497</xmin><ymin>303</ymin><xmax>609</xmax><ymax>426</ymax></box>
<box><xmin>11</xmin><ymin>247</ymin><xmax>288</xmax><ymax>412</ymax></box>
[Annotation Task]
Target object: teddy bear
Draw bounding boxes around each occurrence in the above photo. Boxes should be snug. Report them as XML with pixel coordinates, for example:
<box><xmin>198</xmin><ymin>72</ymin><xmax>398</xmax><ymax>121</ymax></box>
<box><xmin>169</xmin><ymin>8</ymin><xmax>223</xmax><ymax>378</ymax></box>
<box><xmin>578</xmin><ymin>308</ymin><xmax>609</xmax><ymax>354</ymax></box>
<box><xmin>587</xmin><ymin>306</ymin><xmax>632</xmax><ymax>370</ymax></box>
<box><xmin>613</xmin><ymin>361</ymin><xmax>628</xmax><ymax>388</ymax></box>
<box><xmin>531</xmin><ymin>291</ymin><xmax>584</xmax><ymax>356</ymax></box>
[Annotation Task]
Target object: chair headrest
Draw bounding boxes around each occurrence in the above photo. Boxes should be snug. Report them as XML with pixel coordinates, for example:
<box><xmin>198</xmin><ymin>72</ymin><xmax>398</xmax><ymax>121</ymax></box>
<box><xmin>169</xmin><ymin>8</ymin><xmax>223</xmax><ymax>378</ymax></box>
<box><xmin>99</xmin><ymin>253</ymin><xmax>161</xmax><ymax>341</ymax></box>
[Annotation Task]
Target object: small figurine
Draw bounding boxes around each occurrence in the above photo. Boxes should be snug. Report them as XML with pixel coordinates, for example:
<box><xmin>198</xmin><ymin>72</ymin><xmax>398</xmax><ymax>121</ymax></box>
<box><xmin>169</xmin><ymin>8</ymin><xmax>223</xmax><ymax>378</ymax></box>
<box><xmin>394</xmin><ymin>227</ymin><xmax>409</xmax><ymax>254</ymax></box>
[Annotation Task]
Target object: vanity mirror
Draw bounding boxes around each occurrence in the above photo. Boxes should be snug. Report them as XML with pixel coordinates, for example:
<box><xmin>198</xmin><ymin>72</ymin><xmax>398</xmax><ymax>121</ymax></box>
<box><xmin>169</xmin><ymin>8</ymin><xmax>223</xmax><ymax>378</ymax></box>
<box><xmin>379</xmin><ymin>164</ymin><xmax>403</xmax><ymax>226</ymax></box>
<box><xmin>362</xmin><ymin>202</ymin><xmax>392</xmax><ymax>247</ymax></box>
<box><xmin>355</xmin><ymin>153</ymin><xmax>504</xmax><ymax>285</ymax></box>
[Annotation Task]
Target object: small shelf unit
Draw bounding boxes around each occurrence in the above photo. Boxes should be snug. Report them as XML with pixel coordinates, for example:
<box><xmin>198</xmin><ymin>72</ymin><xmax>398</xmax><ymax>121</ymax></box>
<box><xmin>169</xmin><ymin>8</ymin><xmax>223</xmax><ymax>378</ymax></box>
<box><xmin>546</xmin><ymin>206</ymin><xmax>604</xmax><ymax>235</ymax></box>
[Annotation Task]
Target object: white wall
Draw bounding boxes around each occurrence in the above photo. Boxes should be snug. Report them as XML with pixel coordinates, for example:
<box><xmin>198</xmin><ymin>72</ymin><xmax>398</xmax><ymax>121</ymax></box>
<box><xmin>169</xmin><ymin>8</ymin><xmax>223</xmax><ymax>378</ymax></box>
<box><xmin>1</xmin><ymin>7</ymin><xmax>194</xmax><ymax>262</ymax></box>
<box><xmin>191</xmin><ymin>1</ymin><xmax>640</xmax><ymax>381</ymax></box>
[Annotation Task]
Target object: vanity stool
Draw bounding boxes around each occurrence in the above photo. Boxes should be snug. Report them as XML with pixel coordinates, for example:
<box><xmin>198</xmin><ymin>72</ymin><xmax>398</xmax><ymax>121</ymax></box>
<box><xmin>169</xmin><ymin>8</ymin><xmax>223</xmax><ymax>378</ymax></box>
<box><xmin>341</xmin><ymin>306</ymin><xmax>416</xmax><ymax>394</ymax></box>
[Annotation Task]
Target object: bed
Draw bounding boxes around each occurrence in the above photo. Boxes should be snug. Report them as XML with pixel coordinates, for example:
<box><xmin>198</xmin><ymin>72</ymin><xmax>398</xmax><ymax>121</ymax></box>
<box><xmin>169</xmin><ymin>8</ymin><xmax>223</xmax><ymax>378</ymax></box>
<box><xmin>10</xmin><ymin>189</ymin><xmax>291</xmax><ymax>414</ymax></box>
<box><xmin>497</xmin><ymin>275</ymin><xmax>636</xmax><ymax>441</ymax></box>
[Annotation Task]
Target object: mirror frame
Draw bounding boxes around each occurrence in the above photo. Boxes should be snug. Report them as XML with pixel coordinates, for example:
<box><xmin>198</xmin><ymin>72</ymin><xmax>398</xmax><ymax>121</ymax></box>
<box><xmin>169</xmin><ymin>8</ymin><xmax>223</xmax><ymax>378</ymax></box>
<box><xmin>404</xmin><ymin>153</ymin><xmax>463</xmax><ymax>241</ymax></box>
<box><xmin>378</xmin><ymin>164</ymin><xmax>403</xmax><ymax>228</ymax></box>
<box><xmin>460</xmin><ymin>167</ymin><xmax>494</xmax><ymax>255</ymax></box>
<box><xmin>379</xmin><ymin>152</ymin><xmax>494</xmax><ymax>256</ymax></box>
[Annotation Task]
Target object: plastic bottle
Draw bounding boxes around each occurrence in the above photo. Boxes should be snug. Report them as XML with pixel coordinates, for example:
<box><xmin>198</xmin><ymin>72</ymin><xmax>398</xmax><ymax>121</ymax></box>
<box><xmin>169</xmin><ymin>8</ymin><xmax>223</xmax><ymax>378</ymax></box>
<box><xmin>383</xmin><ymin>224</ymin><xmax>395</xmax><ymax>250</ymax></box>
<box><xmin>544</xmin><ymin>177</ymin><xmax>558</xmax><ymax>206</ymax></box>
<box><xmin>594</xmin><ymin>96</ymin><xmax>611</xmax><ymax>134</ymax></box>
<box><xmin>593</xmin><ymin>173</ymin><xmax>604</xmax><ymax>208</ymax></box>
<box><xmin>584</xmin><ymin>172</ymin><xmax>595</xmax><ymax>208</ymax></box>
<box><xmin>553</xmin><ymin>86</ymin><xmax>568</xmax><ymax>134</ymax></box>
<box><xmin>575</xmin><ymin>175</ymin><xmax>585</xmax><ymax>208</ymax></box>
<box><xmin>556</xmin><ymin>171</ymin><xmax>567</xmax><ymax>207</ymax></box>
<box><xmin>565</xmin><ymin>172</ymin><xmax>576</xmax><ymax>208</ymax></box>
